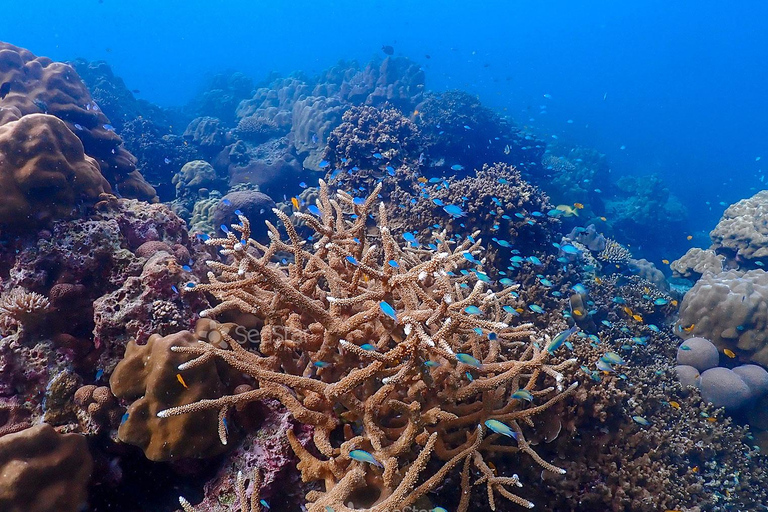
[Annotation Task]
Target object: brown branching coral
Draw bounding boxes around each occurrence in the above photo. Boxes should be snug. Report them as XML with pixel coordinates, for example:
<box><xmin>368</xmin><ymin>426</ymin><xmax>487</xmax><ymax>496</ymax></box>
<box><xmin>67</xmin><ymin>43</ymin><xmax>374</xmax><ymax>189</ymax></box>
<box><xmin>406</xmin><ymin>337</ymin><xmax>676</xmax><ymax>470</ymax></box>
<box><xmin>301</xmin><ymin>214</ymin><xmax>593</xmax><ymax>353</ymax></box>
<box><xmin>159</xmin><ymin>179</ymin><xmax>577</xmax><ymax>511</ymax></box>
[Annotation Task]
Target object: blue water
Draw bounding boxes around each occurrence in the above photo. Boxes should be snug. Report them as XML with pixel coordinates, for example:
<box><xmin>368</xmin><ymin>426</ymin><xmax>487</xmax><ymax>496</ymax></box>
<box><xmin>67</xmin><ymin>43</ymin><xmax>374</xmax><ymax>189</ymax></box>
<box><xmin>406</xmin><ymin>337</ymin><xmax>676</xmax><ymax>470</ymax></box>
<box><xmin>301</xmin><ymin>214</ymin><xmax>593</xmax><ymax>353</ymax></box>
<box><xmin>4</xmin><ymin>0</ymin><xmax>767</xmax><ymax>235</ymax></box>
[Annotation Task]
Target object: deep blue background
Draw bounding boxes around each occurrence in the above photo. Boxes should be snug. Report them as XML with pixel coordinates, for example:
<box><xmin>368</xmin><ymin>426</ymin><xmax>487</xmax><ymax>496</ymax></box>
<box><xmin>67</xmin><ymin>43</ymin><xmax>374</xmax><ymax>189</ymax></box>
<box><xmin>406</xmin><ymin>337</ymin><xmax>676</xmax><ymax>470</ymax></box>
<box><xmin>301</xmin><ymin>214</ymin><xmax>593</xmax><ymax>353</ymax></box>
<box><xmin>2</xmin><ymin>0</ymin><xmax>767</xmax><ymax>241</ymax></box>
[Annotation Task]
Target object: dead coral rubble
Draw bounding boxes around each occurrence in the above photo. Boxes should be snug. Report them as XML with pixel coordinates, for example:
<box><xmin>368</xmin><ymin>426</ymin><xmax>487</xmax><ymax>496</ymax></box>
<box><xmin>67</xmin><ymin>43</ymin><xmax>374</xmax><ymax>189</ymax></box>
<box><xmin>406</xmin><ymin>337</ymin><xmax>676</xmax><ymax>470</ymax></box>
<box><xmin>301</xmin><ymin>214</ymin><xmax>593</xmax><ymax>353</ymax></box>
<box><xmin>161</xmin><ymin>180</ymin><xmax>577</xmax><ymax>511</ymax></box>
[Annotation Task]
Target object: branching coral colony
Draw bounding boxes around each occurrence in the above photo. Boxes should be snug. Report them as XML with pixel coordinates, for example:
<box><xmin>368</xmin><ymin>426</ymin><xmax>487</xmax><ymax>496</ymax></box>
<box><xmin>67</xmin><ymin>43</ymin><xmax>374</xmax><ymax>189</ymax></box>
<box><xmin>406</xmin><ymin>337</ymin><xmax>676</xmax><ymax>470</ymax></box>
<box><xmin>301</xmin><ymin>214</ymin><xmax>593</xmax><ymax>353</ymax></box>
<box><xmin>160</xmin><ymin>179</ymin><xmax>578</xmax><ymax>511</ymax></box>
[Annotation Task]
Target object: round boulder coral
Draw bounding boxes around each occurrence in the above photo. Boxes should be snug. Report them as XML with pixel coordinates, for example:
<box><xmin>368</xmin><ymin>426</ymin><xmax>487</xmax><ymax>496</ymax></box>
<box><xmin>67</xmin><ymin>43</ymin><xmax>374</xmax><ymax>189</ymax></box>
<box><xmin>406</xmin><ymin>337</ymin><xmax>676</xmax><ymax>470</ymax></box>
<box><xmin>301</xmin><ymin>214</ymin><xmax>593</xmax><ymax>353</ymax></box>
<box><xmin>732</xmin><ymin>364</ymin><xmax>768</xmax><ymax>399</ymax></box>
<box><xmin>212</xmin><ymin>189</ymin><xmax>276</xmax><ymax>242</ymax></box>
<box><xmin>0</xmin><ymin>113</ymin><xmax>110</xmax><ymax>227</ymax></box>
<box><xmin>677</xmin><ymin>269</ymin><xmax>768</xmax><ymax>367</ymax></box>
<box><xmin>710</xmin><ymin>190</ymin><xmax>768</xmax><ymax>264</ymax></box>
<box><xmin>699</xmin><ymin>367</ymin><xmax>751</xmax><ymax>410</ymax></box>
<box><xmin>674</xmin><ymin>365</ymin><xmax>701</xmax><ymax>388</ymax></box>
<box><xmin>676</xmin><ymin>337</ymin><xmax>720</xmax><ymax>372</ymax></box>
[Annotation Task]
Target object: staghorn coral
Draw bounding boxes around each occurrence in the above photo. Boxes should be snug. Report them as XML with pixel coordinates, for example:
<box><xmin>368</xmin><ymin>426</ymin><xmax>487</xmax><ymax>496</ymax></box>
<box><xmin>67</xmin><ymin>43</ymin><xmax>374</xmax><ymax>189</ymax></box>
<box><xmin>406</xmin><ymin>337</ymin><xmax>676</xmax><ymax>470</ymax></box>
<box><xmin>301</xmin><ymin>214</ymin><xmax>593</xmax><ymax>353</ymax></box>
<box><xmin>159</xmin><ymin>179</ymin><xmax>577</xmax><ymax>511</ymax></box>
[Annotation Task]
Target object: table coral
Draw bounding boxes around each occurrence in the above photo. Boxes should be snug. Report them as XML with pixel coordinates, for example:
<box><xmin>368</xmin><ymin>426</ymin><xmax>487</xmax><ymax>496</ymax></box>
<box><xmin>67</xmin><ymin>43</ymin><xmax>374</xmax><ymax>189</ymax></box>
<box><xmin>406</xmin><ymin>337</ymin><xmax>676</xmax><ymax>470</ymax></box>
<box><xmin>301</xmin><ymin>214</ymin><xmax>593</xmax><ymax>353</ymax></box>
<box><xmin>159</xmin><ymin>179</ymin><xmax>577</xmax><ymax>511</ymax></box>
<box><xmin>0</xmin><ymin>423</ymin><xmax>93</xmax><ymax>512</ymax></box>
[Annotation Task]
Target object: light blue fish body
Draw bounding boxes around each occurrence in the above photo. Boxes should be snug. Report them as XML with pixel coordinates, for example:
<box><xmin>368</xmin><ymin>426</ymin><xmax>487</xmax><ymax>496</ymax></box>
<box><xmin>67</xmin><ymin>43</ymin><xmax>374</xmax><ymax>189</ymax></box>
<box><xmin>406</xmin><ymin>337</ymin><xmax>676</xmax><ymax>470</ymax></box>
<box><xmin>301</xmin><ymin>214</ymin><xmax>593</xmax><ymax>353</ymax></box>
<box><xmin>601</xmin><ymin>352</ymin><xmax>625</xmax><ymax>365</ymax></box>
<box><xmin>511</xmin><ymin>389</ymin><xmax>534</xmax><ymax>401</ymax></box>
<box><xmin>529</xmin><ymin>304</ymin><xmax>545</xmax><ymax>314</ymax></box>
<box><xmin>464</xmin><ymin>305</ymin><xmax>483</xmax><ymax>315</ymax></box>
<box><xmin>632</xmin><ymin>415</ymin><xmax>650</xmax><ymax>426</ymax></box>
<box><xmin>653</xmin><ymin>298</ymin><xmax>668</xmax><ymax>305</ymax></box>
<box><xmin>456</xmin><ymin>353</ymin><xmax>482</xmax><ymax>368</ymax></box>
<box><xmin>349</xmin><ymin>449</ymin><xmax>383</xmax><ymax>468</ymax></box>
<box><xmin>379</xmin><ymin>301</ymin><xmax>397</xmax><ymax>322</ymax></box>
<box><xmin>444</xmin><ymin>204</ymin><xmax>466</xmax><ymax>217</ymax></box>
<box><xmin>484</xmin><ymin>419</ymin><xmax>518</xmax><ymax>440</ymax></box>
<box><xmin>561</xmin><ymin>244</ymin><xmax>580</xmax><ymax>255</ymax></box>
<box><xmin>547</xmin><ymin>326</ymin><xmax>578</xmax><ymax>354</ymax></box>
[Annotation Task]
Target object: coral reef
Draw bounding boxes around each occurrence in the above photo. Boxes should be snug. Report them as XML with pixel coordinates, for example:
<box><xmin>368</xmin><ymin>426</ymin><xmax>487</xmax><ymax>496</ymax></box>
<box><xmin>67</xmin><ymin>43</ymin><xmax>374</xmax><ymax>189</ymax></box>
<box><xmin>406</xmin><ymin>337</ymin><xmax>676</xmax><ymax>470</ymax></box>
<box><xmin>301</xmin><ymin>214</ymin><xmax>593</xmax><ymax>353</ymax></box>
<box><xmin>677</xmin><ymin>269</ymin><xmax>768</xmax><ymax>367</ymax></box>
<box><xmin>110</xmin><ymin>329</ymin><xmax>229</xmax><ymax>461</ymax></box>
<box><xmin>159</xmin><ymin>180</ymin><xmax>577</xmax><ymax>511</ymax></box>
<box><xmin>710</xmin><ymin>190</ymin><xmax>768</xmax><ymax>266</ymax></box>
<box><xmin>0</xmin><ymin>423</ymin><xmax>92</xmax><ymax>512</ymax></box>
<box><xmin>0</xmin><ymin>42</ymin><xmax>156</xmax><ymax>201</ymax></box>
<box><xmin>671</xmin><ymin>247</ymin><xmax>725</xmax><ymax>280</ymax></box>
<box><xmin>0</xmin><ymin>113</ymin><xmax>109</xmax><ymax>228</ymax></box>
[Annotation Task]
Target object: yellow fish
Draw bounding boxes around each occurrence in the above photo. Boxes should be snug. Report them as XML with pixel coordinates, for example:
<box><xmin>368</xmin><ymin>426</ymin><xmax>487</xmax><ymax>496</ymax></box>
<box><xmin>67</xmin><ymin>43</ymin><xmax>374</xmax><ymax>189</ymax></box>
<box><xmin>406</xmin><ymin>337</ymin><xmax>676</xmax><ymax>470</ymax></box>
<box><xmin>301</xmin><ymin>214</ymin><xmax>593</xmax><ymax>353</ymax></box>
<box><xmin>417</xmin><ymin>177</ymin><xmax>428</xmax><ymax>183</ymax></box>
<box><xmin>686</xmin><ymin>235</ymin><xmax>693</xmax><ymax>240</ymax></box>
<box><xmin>662</xmin><ymin>259</ymin><xmax>670</xmax><ymax>265</ymax></box>
<box><xmin>724</xmin><ymin>348</ymin><xmax>736</xmax><ymax>358</ymax></box>
<box><xmin>291</xmin><ymin>197</ymin><xmax>300</xmax><ymax>210</ymax></box>
<box><xmin>707</xmin><ymin>417</ymin><xmax>717</xmax><ymax>423</ymax></box>
<box><xmin>176</xmin><ymin>373</ymin><xmax>189</xmax><ymax>389</ymax></box>
<box><xmin>682</xmin><ymin>323</ymin><xmax>695</xmax><ymax>333</ymax></box>
<box><xmin>599</xmin><ymin>216</ymin><xmax>607</xmax><ymax>221</ymax></box>
<box><xmin>622</xmin><ymin>306</ymin><xmax>633</xmax><ymax>316</ymax></box>
<box><xmin>573</xmin><ymin>202</ymin><xmax>584</xmax><ymax>209</ymax></box>
<box><xmin>669</xmin><ymin>401</ymin><xmax>680</xmax><ymax>410</ymax></box>
<box><xmin>556</xmin><ymin>204</ymin><xmax>579</xmax><ymax>217</ymax></box>
<box><xmin>594</xmin><ymin>276</ymin><xmax>603</xmax><ymax>284</ymax></box>
<box><xmin>671</xmin><ymin>300</ymin><xmax>678</xmax><ymax>306</ymax></box>
<box><xmin>573</xmin><ymin>310</ymin><xmax>583</xmax><ymax>316</ymax></box>
<box><xmin>632</xmin><ymin>314</ymin><xmax>644</xmax><ymax>322</ymax></box>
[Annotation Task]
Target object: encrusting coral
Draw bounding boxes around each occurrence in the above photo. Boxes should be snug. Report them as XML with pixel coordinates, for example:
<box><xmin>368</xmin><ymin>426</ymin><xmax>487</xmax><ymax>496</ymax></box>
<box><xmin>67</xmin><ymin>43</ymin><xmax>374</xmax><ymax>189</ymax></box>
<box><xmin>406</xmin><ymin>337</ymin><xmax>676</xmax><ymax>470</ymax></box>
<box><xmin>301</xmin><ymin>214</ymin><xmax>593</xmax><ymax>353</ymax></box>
<box><xmin>159</xmin><ymin>179</ymin><xmax>578</xmax><ymax>511</ymax></box>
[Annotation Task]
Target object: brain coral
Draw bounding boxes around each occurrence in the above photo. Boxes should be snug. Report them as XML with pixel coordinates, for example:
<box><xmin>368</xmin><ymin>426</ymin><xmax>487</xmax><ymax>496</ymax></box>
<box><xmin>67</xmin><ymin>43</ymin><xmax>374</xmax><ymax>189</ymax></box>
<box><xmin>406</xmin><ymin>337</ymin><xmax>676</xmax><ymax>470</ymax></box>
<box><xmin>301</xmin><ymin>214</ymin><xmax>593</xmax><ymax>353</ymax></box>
<box><xmin>710</xmin><ymin>190</ymin><xmax>768</xmax><ymax>264</ymax></box>
<box><xmin>0</xmin><ymin>113</ymin><xmax>109</xmax><ymax>227</ymax></box>
<box><xmin>0</xmin><ymin>41</ymin><xmax>156</xmax><ymax>201</ymax></box>
<box><xmin>677</xmin><ymin>269</ymin><xmax>768</xmax><ymax>367</ymax></box>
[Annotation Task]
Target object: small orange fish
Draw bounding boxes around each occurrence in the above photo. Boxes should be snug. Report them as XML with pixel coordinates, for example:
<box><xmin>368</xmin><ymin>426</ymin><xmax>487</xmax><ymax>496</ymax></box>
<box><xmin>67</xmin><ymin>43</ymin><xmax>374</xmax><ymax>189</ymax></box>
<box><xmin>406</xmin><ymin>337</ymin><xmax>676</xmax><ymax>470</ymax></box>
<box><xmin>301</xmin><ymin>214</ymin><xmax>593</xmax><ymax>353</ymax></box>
<box><xmin>622</xmin><ymin>306</ymin><xmax>633</xmax><ymax>316</ymax></box>
<box><xmin>176</xmin><ymin>373</ymin><xmax>189</xmax><ymax>389</ymax></box>
<box><xmin>686</xmin><ymin>235</ymin><xmax>693</xmax><ymax>240</ymax></box>
<box><xmin>683</xmin><ymin>323</ymin><xmax>695</xmax><ymax>333</ymax></box>
<box><xmin>724</xmin><ymin>348</ymin><xmax>736</xmax><ymax>358</ymax></box>
<box><xmin>413</xmin><ymin>109</ymin><xmax>420</xmax><ymax>116</ymax></box>
<box><xmin>594</xmin><ymin>276</ymin><xmax>603</xmax><ymax>284</ymax></box>
<box><xmin>671</xmin><ymin>300</ymin><xmax>678</xmax><ymax>307</ymax></box>
<box><xmin>632</xmin><ymin>314</ymin><xmax>644</xmax><ymax>322</ymax></box>
<box><xmin>662</xmin><ymin>259</ymin><xmax>670</xmax><ymax>265</ymax></box>
<box><xmin>691</xmin><ymin>465</ymin><xmax>699</xmax><ymax>473</ymax></box>
<box><xmin>707</xmin><ymin>417</ymin><xmax>717</xmax><ymax>423</ymax></box>
<box><xmin>573</xmin><ymin>310</ymin><xmax>583</xmax><ymax>316</ymax></box>
<box><xmin>291</xmin><ymin>197</ymin><xmax>300</xmax><ymax>210</ymax></box>
<box><xmin>417</xmin><ymin>177</ymin><xmax>428</xmax><ymax>183</ymax></box>
<box><xmin>599</xmin><ymin>216</ymin><xmax>607</xmax><ymax>221</ymax></box>
<box><xmin>669</xmin><ymin>401</ymin><xmax>680</xmax><ymax>410</ymax></box>
<box><xmin>573</xmin><ymin>202</ymin><xmax>584</xmax><ymax>209</ymax></box>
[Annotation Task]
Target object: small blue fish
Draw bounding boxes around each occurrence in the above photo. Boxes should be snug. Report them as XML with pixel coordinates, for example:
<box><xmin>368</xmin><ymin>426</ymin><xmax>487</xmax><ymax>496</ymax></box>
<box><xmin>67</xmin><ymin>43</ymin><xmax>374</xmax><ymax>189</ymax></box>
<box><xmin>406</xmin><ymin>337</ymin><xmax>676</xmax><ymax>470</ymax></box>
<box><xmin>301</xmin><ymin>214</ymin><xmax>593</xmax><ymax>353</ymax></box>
<box><xmin>349</xmin><ymin>449</ymin><xmax>383</xmax><ymax>468</ymax></box>
<box><xmin>560</xmin><ymin>244</ymin><xmax>580</xmax><ymax>255</ymax></box>
<box><xmin>528</xmin><ymin>256</ymin><xmax>542</xmax><ymax>265</ymax></box>
<box><xmin>432</xmin><ymin>198</ymin><xmax>445</xmax><ymax>206</ymax></box>
<box><xmin>299</xmin><ymin>182</ymin><xmax>307</xmax><ymax>188</ymax></box>
<box><xmin>95</xmin><ymin>369</ymin><xmax>104</xmax><ymax>381</ymax></box>
<box><xmin>503</xmin><ymin>305</ymin><xmax>520</xmax><ymax>316</ymax></box>
<box><xmin>353</xmin><ymin>197</ymin><xmax>365</xmax><ymax>205</ymax></box>
<box><xmin>601</xmin><ymin>320</ymin><xmax>612</xmax><ymax>327</ymax></box>
<box><xmin>451</xmin><ymin>164</ymin><xmax>464</xmax><ymax>171</ymax></box>
<box><xmin>424</xmin><ymin>360</ymin><xmax>440</xmax><ymax>368</ymax></box>
<box><xmin>372</xmin><ymin>153</ymin><xmax>383</xmax><ymax>159</ymax></box>
<box><xmin>220</xmin><ymin>224</ymin><xmax>230</xmax><ymax>234</ymax></box>
<box><xmin>632</xmin><ymin>416</ymin><xmax>650</xmax><ymax>426</ymax></box>
<box><xmin>601</xmin><ymin>352</ymin><xmax>625</xmax><ymax>365</ymax></box>
<box><xmin>346</xmin><ymin>255</ymin><xmax>359</xmax><ymax>266</ymax></box>
<box><xmin>464</xmin><ymin>305</ymin><xmax>483</xmax><ymax>315</ymax></box>
<box><xmin>388</xmin><ymin>260</ymin><xmax>399</xmax><ymax>268</ymax></box>
<box><xmin>260</xmin><ymin>499</ymin><xmax>271</xmax><ymax>509</ymax></box>
<box><xmin>185</xmin><ymin>282</ymin><xmax>196</xmax><ymax>289</ymax></box>
<box><xmin>529</xmin><ymin>304</ymin><xmax>545</xmax><ymax>314</ymax></box>
<box><xmin>443</xmin><ymin>204</ymin><xmax>466</xmax><ymax>218</ymax></box>
<box><xmin>680</xmin><ymin>344</ymin><xmax>691</xmax><ymax>351</ymax></box>
<box><xmin>103</xmin><ymin>124</ymin><xmax>115</xmax><ymax>132</ymax></box>
<box><xmin>648</xmin><ymin>324</ymin><xmax>660</xmax><ymax>332</ymax></box>
<box><xmin>539</xmin><ymin>278</ymin><xmax>553</xmax><ymax>287</ymax></box>
<box><xmin>547</xmin><ymin>326</ymin><xmax>578</xmax><ymax>353</ymax></box>
<box><xmin>572</xmin><ymin>284</ymin><xmax>587</xmax><ymax>295</ymax></box>
<box><xmin>456</xmin><ymin>353</ymin><xmax>482</xmax><ymax>367</ymax></box>
<box><xmin>379</xmin><ymin>301</ymin><xmax>397</xmax><ymax>322</ymax></box>
<box><xmin>360</xmin><ymin>343</ymin><xmax>375</xmax><ymax>351</ymax></box>
<box><xmin>473</xmin><ymin>271</ymin><xmax>492</xmax><ymax>283</ymax></box>
<box><xmin>484</xmin><ymin>419</ymin><xmax>518</xmax><ymax>440</ymax></box>
<box><xmin>596</xmin><ymin>359</ymin><xmax>614</xmax><ymax>372</ymax></box>
<box><xmin>307</xmin><ymin>204</ymin><xmax>322</xmax><ymax>216</ymax></box>
<box><xmin>313</xmin><ymin>361</ymin><xmax>330</xmax><ymax>368</ymax></box>
<box><xmin>121</xmin><ymin>412</ymin><xmax>130</xmax><ymax>424</ymax></box>
<box><xmin>511</xmin><ymin>389</ymin><xmax>534</xmax><ymax>401</ymax></box>
<box><xmin>319</xmin><ymin>160</ymin><xmax>330</xmax><ymax>168</ymax></box>
<box><xmin>653</xmin><ymin>298</ymin><xmax>668</xmax><ymax>306</ymax></box>
<box><xmin>500</xmin><ymin>278</ymin><xmax>515</xmax><ymax>286</ymax></box>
